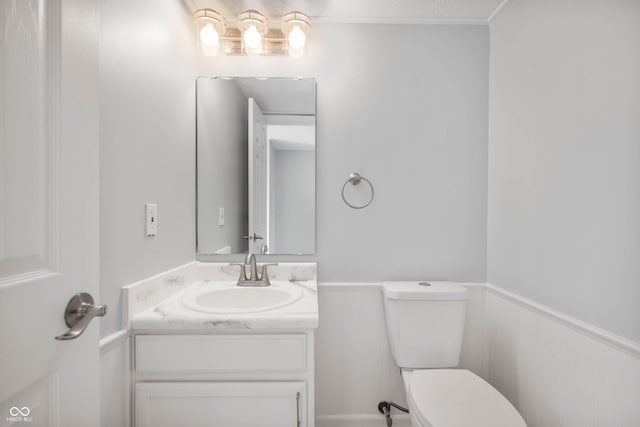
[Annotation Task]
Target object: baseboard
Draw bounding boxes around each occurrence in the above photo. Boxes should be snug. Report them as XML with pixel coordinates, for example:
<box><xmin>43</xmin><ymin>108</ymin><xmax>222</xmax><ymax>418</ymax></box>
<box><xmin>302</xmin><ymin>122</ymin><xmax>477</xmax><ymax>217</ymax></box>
<box><xmin>316</xmin><ymin>414</ymin><xmax>411</xmax><ymax>427</ymax></box>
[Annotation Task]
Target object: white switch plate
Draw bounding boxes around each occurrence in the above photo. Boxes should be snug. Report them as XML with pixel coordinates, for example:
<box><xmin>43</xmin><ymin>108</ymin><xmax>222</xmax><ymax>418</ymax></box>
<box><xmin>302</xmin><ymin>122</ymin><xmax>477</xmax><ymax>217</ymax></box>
<box><xmin>218</xmin><ymin>207</ymin><xmax>225</xmax><ymax>226</ymax></box>
<box><xmin>145</xmin><ymin>203</ymin><xmax>157</xmax><ymax>237</ymax></box>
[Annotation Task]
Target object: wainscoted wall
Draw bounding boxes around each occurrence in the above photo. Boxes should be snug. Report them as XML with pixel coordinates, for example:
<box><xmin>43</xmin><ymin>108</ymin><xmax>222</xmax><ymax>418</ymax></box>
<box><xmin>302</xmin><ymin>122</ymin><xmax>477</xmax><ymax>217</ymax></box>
<box><xmin>314</xmin><ymin>283</ymin><xmax>486</xmax><ymax>427</ymax></box>
<box><xmin>100</xmin><ymin>332</ymin><xmax>131</xmax><ymax>427</ymax></box>
<box><xmin>487</xmin><ymin>2</ymin><xmax>640</xmax><ymax>423</ymax></box>
<box><xmin>101</xmin><ymin>264</ymin><xmax>640</xmax><ymax>427</ymax></box>
<box><xmin>487</xmin><ymin>0</ymin><xmax>640</xmax><ymax>343</ymax></box>
<box><xmin>486</xmin><ymin>0</ymin><xmax>640</xmax><ymax>427</ymax></box>
<box><xmin>485</xmin><ymin>285</ymin><xmax>640</xmax><ymax>427</ymax></box>
<box><xmin>314</xmin><ymin>281</ymin><xmax>640</xmax><ymax>427</ymax></box>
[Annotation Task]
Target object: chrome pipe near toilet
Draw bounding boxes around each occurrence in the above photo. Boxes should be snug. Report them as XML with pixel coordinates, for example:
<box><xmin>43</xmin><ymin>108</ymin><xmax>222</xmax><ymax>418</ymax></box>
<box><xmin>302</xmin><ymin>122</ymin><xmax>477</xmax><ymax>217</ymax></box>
<box><xmin>378</xmin><ymin>401</ymin><xmax>409</xmax><ymax>426</ymax></box>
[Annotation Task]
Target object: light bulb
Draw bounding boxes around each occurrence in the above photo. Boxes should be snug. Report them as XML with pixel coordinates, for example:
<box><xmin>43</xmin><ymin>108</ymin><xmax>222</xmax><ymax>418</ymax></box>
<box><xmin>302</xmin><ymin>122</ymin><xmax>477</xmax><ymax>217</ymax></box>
<box><xmin>199</xmin><ymin>23</ymin><xmax>219</xmax><ymax>47</ymax></box>
<box><xmin>243</xmin><ymin>25</ymin><xmax>262</xmax><ymax>49</ymax></box>
<box><xmin>288</xmin><ymin>25</ymin><xmax>306</xmax><ymax>50</ymax></box>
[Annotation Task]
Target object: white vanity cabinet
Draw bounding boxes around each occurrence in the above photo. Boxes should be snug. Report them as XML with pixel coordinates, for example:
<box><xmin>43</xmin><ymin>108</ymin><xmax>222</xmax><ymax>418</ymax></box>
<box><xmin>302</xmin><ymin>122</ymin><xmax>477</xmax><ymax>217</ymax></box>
<box><xmin>133</xmin><ymin>332</ymin><xmax>315</xmax><ymax>427</ymax></box>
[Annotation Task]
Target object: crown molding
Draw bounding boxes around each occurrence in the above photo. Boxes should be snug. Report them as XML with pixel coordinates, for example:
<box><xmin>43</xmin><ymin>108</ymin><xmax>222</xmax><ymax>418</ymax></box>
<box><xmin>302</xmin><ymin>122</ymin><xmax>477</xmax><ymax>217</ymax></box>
<box><xmin>310</xmin><ymin>16</ymin><xmax>489</xmax><ymax>26</ymax></box>
<box><xmin>487</xmin><ymin>0</ymin><xmax>512</xmax><ymax>23</ymax></box>
<box><xmin>183</xmin><ymin>0</ymin><xmax>507</xmax><ymax>26</ymax></box>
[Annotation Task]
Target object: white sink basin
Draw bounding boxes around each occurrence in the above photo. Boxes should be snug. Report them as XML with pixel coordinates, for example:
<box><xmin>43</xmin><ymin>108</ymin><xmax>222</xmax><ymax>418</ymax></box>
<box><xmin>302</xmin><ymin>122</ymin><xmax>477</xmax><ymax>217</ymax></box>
<box><xmin>182</xmin><ymin>284</ymin><xmax>303</xmax><ymax>314</ymax></box>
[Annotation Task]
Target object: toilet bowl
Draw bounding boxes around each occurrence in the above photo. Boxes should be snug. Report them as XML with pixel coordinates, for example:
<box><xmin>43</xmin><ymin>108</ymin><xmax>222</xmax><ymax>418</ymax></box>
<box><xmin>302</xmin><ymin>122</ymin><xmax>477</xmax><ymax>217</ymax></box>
<box><xmin>402</xmin><ymin>369</ymin><xmax>526</xmax><ymax>427</ymax></box>
<box><xmin>382</xmin><ymin>282</ymin><xmax>526</xmax><ymax>427</ymax></box>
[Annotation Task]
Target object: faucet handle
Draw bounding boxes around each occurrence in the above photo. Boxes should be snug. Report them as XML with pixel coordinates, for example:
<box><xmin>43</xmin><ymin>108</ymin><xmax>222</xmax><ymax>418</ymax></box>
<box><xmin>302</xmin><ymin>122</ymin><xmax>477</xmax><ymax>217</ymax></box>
<box><xmin>230</xmin><ymin>263</ymin><xmax>247</xmax><ymax>281</ymax></box>
<box><xmin>259</xmin><ymin>263</ymin><xmax>278</xmax><ymax>283</ymax></box>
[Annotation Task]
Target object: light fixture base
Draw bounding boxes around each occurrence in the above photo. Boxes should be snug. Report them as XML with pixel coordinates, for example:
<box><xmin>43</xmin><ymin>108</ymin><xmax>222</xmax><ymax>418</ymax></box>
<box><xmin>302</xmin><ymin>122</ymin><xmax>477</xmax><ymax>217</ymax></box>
<box><xmin>281</xmin><ymin>11</ymin><xmax>311</xmax><ymax>36</ymax></box>
<box><xmin>193</xmin><ymin>8</ymin><xmax>227</xmax><ymax>36</ymax></box>
<box><xmin>237</xmin><ymin>10</ymin><xmax>269</xmax><ymax>35</ymax></box>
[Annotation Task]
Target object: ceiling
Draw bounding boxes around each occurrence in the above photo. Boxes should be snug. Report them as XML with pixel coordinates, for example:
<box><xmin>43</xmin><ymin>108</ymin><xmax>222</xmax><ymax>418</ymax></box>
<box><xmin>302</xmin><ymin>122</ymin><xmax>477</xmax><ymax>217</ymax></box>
<box><xmin>184</xmin><ymin>0</ymin><xmax>509</xmax><ymax>24</ymax></box>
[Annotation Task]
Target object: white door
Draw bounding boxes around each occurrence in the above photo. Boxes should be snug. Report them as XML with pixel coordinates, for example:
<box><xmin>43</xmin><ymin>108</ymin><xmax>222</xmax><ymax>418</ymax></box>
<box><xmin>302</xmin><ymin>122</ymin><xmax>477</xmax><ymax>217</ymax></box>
<box><xmin>248</xmin><ymin>98</ymin><xmax>268</xmax><ymax>254</ymax></box>
<box><xmin>0</xmin><ymin>1</ymin><xmax>101</xmax><ymax>426</ymax></box>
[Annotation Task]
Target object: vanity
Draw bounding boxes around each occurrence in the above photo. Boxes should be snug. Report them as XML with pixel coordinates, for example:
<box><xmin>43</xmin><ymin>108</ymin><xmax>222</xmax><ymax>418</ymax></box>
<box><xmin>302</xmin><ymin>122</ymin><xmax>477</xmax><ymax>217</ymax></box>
<box><xmin>125</xmin><ymin>76</ymin><xmax>319</xmax><ymax>426</ymax></box>
<box><xmin>126</xmin><ymin>262</ymin><xmax>318</xmax><ymax>427</ymax></box>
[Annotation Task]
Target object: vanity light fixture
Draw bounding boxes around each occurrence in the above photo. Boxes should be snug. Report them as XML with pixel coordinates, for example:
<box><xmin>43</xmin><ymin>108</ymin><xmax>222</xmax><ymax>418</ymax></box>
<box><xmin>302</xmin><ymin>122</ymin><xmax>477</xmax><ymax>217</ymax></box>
<box><xmin>193</xmin><ymin>9</ymin><xmax>311</xmax><ymax>57</ymax></box>
<box><xmin>193</xmin><ymin>9</ymin><xmax>226</xmax><ymax>56</ymax></box>
<box><xmin>281</xmin><ymin>12</ymin><xmax>312</xmax><ymax>58</ymax></box>
<box><xmin>237</xmin><ymin>10</ymin><xmax>269</xmax><ymax>56</ymax></box>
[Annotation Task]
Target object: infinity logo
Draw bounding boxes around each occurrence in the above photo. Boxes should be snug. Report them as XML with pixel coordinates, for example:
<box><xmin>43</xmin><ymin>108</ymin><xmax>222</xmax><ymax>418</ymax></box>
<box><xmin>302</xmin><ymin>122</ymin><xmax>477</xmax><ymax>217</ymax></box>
<box><xmin>9</xmin><ymin>407</ymin><xmax>30</xmax><ymax>417</ymax></box>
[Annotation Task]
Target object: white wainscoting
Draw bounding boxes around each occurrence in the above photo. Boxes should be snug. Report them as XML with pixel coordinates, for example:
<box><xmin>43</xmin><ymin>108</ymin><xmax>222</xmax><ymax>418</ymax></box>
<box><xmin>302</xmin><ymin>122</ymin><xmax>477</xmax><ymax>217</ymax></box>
<box><xmin>315</xmin><ymin>283</ymin><xmax>486</xmax><ymax>427</ymax></box>
<box><xmin>108</xmin><ymin>277</ymin><xmax>640</xmax><ymax>427</ymax></box>
<box><xmin>485</xmin><ymin>285</ymin><xmax>640</xmax><ymax>427</ymax></box>
<box><xmin>100</xmin><ymin>330</ymin><xmax>131</xmax><ymax>427</ymax></box>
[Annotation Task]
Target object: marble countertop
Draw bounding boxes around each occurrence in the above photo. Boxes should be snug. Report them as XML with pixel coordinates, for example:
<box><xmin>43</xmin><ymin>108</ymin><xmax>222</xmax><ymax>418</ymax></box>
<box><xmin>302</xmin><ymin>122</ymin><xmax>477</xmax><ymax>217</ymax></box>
<box><xmin>130</xmin><ymin>278</ymin><xmax>318</xmax><ymax>331</ymax></box>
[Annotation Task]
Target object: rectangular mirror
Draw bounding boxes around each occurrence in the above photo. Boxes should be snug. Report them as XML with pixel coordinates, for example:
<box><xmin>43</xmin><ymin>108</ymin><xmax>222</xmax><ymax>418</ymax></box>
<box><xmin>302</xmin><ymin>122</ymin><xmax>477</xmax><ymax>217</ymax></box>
<box><xmin>196</xmin><ymin>77</ymin><xmax>316</xmax><ymax>256</ymax></box>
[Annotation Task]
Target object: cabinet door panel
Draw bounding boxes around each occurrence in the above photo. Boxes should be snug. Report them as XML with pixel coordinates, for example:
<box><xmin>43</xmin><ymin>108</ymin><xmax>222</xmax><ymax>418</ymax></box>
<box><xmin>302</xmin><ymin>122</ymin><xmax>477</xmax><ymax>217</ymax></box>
<box><xmin>135</xmin><ymin>382</ymin><xmax>305</xmax><ymax>427</ymax></box>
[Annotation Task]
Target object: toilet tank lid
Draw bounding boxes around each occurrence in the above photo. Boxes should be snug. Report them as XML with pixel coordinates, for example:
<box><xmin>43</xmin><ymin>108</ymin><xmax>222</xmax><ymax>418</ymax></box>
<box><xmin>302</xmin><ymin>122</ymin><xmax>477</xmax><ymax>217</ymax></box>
<box><xmin>382</xmin><ymin>281</ymin><xmax>467</xmax><ymax>301</ymax></box>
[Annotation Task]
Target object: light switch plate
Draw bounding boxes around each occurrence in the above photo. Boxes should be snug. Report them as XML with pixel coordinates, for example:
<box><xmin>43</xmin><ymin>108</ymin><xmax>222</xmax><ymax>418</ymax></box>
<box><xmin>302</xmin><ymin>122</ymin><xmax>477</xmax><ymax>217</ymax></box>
<box><xmin>145</xmin><ymin>203</ymin><xmax>157</xmax><ymax>237</ymax></box>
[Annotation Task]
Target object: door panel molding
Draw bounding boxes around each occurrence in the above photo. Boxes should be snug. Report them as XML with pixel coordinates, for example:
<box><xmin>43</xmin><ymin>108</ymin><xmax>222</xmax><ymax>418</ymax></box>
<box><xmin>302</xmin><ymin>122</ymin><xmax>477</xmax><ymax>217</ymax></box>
<box><xmin>0</xmin><ymin>0</ymin><xmax>61</xmax><ymax>286</ymax></box>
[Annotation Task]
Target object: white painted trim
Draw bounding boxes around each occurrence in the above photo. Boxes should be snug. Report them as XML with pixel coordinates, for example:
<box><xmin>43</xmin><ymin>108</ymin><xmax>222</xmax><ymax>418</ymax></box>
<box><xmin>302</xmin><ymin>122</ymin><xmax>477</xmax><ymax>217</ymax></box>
<box><xmin>213</xmin><ymin>246</ymin><xmax>231</xmax><ymax>254</ymax></box>
<box><xmin>318</xmin><ymin>282</ymin><xmax>383</xmax><ymax>290</ymax></box>
<box><xmin>316</xmin><ymin>414</ymin><xmax>411</xmax><ymax>427</ymax></box>
<box><xmin>0</xmin><ymin>269</ymin><xmax>56</xmax><ymax>288</ymax></box>
<box><xmin>487</xmin><ymin>0</ymin><xmax>512</xmax><ymax>23</ymax></box>
<box><xmin>100</xmin><ymin>329</ymin><xmax>130</xmax><ymax>355</ymax></box>
<box><xmin>319</xmin><ymin>282</ymin><xmax>486</xmax><ymax>289</ymax></box>
<box><xmin>46</xmin><ymin>0</ymin><xmax>62</xmax><ymax>274</ymax></box>
<box><xmin>180</xmin><ymin>0</ymin><xmax>492</xmax><ymax>26</ymax></box>
<box><xmin>482</xmin><ymin>282</ymin><xmax>491</xmax><ymax>379</ymax></box>
<box><xmin>49</xmin><ymin>370</ymin><xmax>60</xmax><ymax>427</ymax></box>
<box><xmin>311</xmin><ymin>17</ymin><xmax>489</xmax><ymax>26</ymax></box>
<box><xmin>486</xmin><ymin>283</ymin><xmax>640</xmax><ymax>359</ymax></box>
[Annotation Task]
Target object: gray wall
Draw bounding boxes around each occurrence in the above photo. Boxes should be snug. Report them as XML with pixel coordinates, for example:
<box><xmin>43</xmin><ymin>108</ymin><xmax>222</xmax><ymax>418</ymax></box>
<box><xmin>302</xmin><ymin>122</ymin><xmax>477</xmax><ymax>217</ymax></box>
<box><xmin>272</xmin><ymin>150</ymin><xmax>315</xmax><ymax>254</ymax></box>
<box><xmin>199</xmin><ymin>24</ymin><xmax>489</xmax><ymax>282</ymax></box>
<box><xmin>100</xmin><ymin>0</ymin><xmax>196</xmax><ymax>337</ymax></box>
<box><xmin>487</xmin><ymin>0</ymin><xmax>640</xmax><ymax>342</ymax></box>
<box><xmin>197</xmin><ymin>78</ymin><xmax>248</xmax><ymax>255</ymax></box>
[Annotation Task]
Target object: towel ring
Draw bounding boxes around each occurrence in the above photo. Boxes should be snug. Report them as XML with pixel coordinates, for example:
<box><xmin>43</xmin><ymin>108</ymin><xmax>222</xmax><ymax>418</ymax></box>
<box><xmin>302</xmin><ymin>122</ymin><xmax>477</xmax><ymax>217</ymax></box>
<box><xmin>341</xmin><ymin>172</ymin><xmax>374</xmax><ymax>209</ymax></box>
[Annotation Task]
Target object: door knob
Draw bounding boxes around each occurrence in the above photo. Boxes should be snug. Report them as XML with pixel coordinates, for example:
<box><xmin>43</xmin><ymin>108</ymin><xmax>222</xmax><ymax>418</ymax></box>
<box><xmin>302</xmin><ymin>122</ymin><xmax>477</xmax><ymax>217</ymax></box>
<box><xmin>55</xmin><ymin>293</ymin><xmax>107</xmax><ymax>340</ymax></box>
<box><xmin>243</xmin><ymin>233</ymin><xmax>264</xmax><ymax>241</ymax></box>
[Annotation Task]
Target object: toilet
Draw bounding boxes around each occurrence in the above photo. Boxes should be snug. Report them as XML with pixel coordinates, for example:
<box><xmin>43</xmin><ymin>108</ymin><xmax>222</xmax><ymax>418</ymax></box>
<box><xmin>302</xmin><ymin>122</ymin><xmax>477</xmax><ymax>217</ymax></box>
<box><xmin>382</xmin><ymin>281</ymin><xmax>526</xmax><ymax>427</ymax></box>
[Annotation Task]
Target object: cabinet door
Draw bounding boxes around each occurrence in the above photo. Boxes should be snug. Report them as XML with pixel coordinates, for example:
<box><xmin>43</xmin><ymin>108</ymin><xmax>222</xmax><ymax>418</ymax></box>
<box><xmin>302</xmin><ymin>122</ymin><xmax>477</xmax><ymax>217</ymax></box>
<box><xmin>135</xmin><ymin>382</ymin><xmax>305</xmax><ymax>427</ymax></box>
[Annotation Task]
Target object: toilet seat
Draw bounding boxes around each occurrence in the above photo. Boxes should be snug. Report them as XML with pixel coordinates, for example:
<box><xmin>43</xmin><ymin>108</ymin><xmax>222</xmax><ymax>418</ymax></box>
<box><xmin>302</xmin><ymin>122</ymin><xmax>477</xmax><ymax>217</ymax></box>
<box><xmin>408</xmin><ymin>369</ymin><xmax>527</xmax><ymax>427</ymax></box>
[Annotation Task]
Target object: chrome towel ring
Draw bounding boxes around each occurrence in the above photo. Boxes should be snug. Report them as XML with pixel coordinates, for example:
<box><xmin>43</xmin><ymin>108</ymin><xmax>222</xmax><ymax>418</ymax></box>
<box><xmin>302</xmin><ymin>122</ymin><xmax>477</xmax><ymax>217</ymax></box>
<box><xmin>341</xmin><ymin>172</ymin><xmax>374</xmax><ymax>209</ymax></box>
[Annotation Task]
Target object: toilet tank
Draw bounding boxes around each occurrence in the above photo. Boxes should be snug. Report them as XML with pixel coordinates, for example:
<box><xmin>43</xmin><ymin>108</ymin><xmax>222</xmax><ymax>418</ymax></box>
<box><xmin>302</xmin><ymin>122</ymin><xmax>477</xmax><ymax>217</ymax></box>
<box><xmin>382</xmin><ymin>281</ymin><xmax>467</xmax><ymax>369</ymax></box>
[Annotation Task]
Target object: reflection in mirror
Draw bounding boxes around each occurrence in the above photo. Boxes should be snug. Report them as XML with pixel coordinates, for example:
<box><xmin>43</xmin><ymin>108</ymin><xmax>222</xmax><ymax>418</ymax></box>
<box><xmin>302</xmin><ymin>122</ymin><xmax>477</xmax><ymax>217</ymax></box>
<box><xmin>197</xmin><ymin>77</ymin><xmax>316</xmax><ymax>256</ymax></box>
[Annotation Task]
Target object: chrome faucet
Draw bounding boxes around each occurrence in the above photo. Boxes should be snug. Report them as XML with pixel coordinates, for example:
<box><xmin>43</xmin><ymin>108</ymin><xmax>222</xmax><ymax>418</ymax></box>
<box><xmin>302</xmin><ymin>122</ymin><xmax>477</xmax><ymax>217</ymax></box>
<box><xmin>234</xmin><ymin>253</ymin><xmax>276</xmax><ymax>287</ymax></box>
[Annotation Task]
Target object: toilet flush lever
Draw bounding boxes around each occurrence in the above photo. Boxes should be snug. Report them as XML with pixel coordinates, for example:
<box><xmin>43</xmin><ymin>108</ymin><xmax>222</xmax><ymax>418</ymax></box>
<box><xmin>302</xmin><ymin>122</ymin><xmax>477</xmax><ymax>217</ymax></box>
<box><xmin>55</xmin><ymin>293</ymin><xmax>107</xmax><ymax>340</ymax></box>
